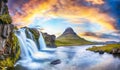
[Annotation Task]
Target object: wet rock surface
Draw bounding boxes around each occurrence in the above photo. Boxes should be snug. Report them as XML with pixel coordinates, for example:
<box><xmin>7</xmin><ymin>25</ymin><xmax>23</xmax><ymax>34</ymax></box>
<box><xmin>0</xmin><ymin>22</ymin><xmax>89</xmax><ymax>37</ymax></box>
<box><xmin>50</xmin><ymin>59</ymin><xmax>61</xmax><ymax>65</ymax></box>
<box><xmin>98</xmin><ymin>50</ymin><xmax>104</xmax><ymax>54</ymax></box>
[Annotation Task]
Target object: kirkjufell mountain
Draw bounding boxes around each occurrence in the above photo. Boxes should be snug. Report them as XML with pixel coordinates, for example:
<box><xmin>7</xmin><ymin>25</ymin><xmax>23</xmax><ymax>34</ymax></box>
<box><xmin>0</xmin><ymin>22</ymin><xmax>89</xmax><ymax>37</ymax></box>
<box><xmin>56</xmin><ymin>27</ymin><xmax>93</xmax><ymax>46</ymax></box>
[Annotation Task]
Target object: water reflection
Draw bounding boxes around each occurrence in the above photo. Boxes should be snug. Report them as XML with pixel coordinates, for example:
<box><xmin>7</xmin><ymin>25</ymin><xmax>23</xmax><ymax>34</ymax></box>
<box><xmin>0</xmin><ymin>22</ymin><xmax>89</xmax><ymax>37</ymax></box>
<box><xmin>15</xmin><ymin>45</ymin><xmax>120</xmax><ymax>70</ymax></box>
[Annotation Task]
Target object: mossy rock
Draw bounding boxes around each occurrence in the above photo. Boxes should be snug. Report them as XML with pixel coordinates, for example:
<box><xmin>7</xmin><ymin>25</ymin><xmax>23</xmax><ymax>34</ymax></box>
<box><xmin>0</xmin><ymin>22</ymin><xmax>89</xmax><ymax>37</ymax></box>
<box><xmin>0</xmin><ymin>1</ymin><xmax>12</xmax><ymax>24</ymax></box>
<box><xmin>0</xmin><ymin>14</ymin><xmax>12</xmax><ymax>24</ymax></box>
<box><xmin>28</xmin><ymin>28</ymin><xmax>40</xmax><ymax>41</ymax></box>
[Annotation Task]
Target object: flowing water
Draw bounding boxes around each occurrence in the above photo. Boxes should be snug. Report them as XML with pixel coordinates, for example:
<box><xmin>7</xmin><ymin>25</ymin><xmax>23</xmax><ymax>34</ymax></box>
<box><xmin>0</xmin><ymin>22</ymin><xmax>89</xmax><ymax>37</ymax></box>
<box><xmin>39</xmin><ymin>32</ymin><xmax>47</xmax><ymax>50</ymax></box>
<box><xmin>15</xmin><ymin>28</ymin><xmax>120</xmax><ymax>70</ymax></box>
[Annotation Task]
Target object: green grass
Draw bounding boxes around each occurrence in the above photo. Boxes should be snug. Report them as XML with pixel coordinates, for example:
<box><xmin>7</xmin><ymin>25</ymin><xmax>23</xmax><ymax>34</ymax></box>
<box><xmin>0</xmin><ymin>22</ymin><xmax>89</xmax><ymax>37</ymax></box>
<box><xmin>55</xmin><ymin>39</ymin><xmax>93</xmax><ymax>46</ymax></box>
<box><xmin>87</xmin><ymin>44</ymin><xmax>120</xmax><ymax>53</ymax></box>
<box><xmin>0</xmin><ymin>50</ymin><xmax>20</xmax><ymax>70</ymax></box>
<box><xmin>56</xmin><ymin>34</ymin><xmax>93</xmax><ymax>46</ymax></box>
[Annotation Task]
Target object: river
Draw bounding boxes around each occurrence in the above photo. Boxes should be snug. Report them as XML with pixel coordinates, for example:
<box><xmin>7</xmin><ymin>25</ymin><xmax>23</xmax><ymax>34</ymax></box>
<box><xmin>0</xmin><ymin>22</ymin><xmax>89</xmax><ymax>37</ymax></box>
<box><xmin>15</xmin><ymin>45</ymin><xmax>120</xmax><ymax>70</ymax></box>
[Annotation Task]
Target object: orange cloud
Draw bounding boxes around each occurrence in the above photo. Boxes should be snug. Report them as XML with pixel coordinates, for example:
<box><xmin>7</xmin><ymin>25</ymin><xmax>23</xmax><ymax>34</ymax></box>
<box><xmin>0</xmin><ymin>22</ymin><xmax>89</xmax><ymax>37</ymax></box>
<box><xmin>12</xmin><ymin>0</ymin><xmax>115</xmax><ymax>31</ymax></box>
<box><xmin>86</xmin><ymin>0</ymin><xmax>104</xmax><ymax>5</ymax></box>
<box><xmin>12</xmin><ymin>0</ymin><xmax>57</xmax><ymax>27</ymax></box>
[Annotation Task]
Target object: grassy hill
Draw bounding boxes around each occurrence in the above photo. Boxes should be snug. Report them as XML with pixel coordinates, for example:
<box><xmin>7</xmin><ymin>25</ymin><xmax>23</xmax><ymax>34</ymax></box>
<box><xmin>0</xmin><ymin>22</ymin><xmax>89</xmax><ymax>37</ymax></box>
<box><xmin>55</xmin><ymin>27</ymin><xmax>93</xmax><ymax>46</ymax></box>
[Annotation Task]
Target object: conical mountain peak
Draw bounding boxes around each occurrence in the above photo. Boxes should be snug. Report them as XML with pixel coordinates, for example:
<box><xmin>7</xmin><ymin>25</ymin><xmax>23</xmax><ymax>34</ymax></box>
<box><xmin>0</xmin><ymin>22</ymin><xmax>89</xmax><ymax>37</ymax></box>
<box><xmin>62</xmin><ymin>27</ymin><xmax>76</xmax><ymax>35</ymax></box>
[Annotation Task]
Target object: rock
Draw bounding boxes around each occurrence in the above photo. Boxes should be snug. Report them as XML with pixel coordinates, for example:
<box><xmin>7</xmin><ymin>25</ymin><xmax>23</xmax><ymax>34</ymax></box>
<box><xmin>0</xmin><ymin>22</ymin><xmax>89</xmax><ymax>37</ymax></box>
<box><xmin>0</xmin><ymin>0</ymin><xmax>20</xmax><ymax>68</ymax></box>
<box><xmin>98</xmin><ymin>50</ymin><xmax>104</xmax><ymax>54</ymax></box>
<box><xmin>62</xmin><ymin>27</ymin><xmax>77</xmax><ymax>35</ymax></box>
<box><xmin>0</xmin><ymin>55</ymin><xmax>5</xmax><ymax>60</ymax></box>
<box><xmin>111</xmin><ymin>48</ymin><xmax>118</xmax><ymax>54</ymax></box>
<box><xmin>50</xmin><ymin>59</ymin><xmax>61</xmax><ymax>65</ymax></box>
<box><xmin>43</xmin><ymin>33</ymin><xmax>56</xmax><ymax>48</ymax></box>
<box><xmin>0</xmin><ymin>24</ymin><xmax>14</xmax><ymax>50</ymax></box>
<box><xmin>0</xmin><ymin>0</ymin><xmax>8</xmax><ymax>15</ymax></box>
<box><xmin>0</xmin><ymin>0</ymin><xmax>18</xmax><ymax>58</ymax></box>
<box><xmin>110</xmin><ymin>48</ymin><xmax>120</xmax><ymax>54</ymax></box>
<box><xmin>117</xmin><ymin>49</ymin><xmax>120</xmax><ymax>54</ymax></box>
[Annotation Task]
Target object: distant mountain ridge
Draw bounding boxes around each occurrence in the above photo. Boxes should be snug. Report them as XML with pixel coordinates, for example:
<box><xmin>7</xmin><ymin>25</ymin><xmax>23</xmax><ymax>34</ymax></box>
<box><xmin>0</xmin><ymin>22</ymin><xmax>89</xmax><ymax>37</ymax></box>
<box><xmin>94</xmin><ymin>41</ymin><xmax>120</xmax><ymax>45</ymax></box>
<box><xmin>55</xmin><ymin>27</ymin><xmax>93</xmax><ymax>46</ymax></box>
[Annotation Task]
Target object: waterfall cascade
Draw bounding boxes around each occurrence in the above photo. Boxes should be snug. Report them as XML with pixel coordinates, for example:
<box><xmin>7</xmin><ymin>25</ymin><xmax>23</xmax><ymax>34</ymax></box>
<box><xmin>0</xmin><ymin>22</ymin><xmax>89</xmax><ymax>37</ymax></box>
<box><xmin>15</xmin><ymin>28</ymin><xmax>49</xmax><ymax>59</ymax></box>
<box><xmin>15</xmin><ymin>28</ymin><xmax>59</xmax><ymax>69</ymax></box>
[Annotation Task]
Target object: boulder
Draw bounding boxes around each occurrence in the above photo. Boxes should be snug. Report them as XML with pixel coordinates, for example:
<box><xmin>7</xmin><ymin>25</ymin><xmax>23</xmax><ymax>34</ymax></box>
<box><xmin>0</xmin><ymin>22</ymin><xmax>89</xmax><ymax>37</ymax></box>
<box><xmin>50</xmin><ymin>59</ymin><xmax>61</xmax><ymax>65</ymax></box>
<box><xmin>98</xmin><ymin>50</ymin><xmax>104</xmax><ymax>54</ymax></box>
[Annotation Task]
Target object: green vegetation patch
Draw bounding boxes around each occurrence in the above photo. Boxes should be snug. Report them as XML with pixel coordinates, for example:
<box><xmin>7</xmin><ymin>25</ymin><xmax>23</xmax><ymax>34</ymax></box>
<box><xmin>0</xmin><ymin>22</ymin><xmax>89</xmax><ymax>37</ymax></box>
<box><xmin>0</xmin><ymin>33</ymin><xmax>20</xmax><ymax>70</ymax></box>
<box><xmin>87</xmin><ymin>44</ymin><xmax>120</xmax><ymax>53</ymax></box>
<box><xmin>55</xmin><ymin>39</ymin><xmax>93</xmax><ymax>46</ymax></box>
<box><xmin>0</xmin><ymin>14</ymin><xmax>12</xmax><ymax>24</ymax></box>
<box><xmin>56</xmin><ymin>33</ymin><xmax>93</xmax><ymax>47</ymax></box>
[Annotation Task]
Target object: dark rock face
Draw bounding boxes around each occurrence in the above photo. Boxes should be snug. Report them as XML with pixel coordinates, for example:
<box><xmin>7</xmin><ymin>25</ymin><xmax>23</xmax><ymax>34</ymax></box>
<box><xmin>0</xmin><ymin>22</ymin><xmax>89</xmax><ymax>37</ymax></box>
<box><xmin>111</xmin><ymin>48</ymin><xmax>120</xmax><ymax>54</ymax></box>
<box><xmin>0</xmin><ymin>0</ymin><xmax>20</xmax><ymax>69</ymax></box>
<box><xmin>0</xmin><ymin>0</ymin><xmax>13</xmax><ymax>53</ymax></box>
<box><xmin>62</xmin><ymin>27</ymin><xmax>76</xmax><ymax>35</ymax></box>
<box><xmin>0</xmin><ymin>0</ymin><xmax>16</xmax><ymax>59</ymax></box>
<box><xmin>0</xmin><ymin>0</ymin><xmax>12</xmax><ymax>53</ymax></box>
<box><xmin>0</xmin><ymin>0</ymin><xmax>8</xmax><ymax>15</ymax></box>
<box><xmin>43</xmin><ymin>33</ymin><xmax>56</xmax><ymax>48</ymax></box>
<box><xmin>0</xmin><ymin>24</ymin><xmax>14</xmax><ymax>57</ymax></box>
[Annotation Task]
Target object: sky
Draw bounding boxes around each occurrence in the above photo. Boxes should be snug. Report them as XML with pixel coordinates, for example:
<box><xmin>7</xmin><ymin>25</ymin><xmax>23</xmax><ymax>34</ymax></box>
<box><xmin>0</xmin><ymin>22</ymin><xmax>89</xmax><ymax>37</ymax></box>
<box><xmin>7</xmin><ymin>0</ymin><xmax>120</xmax><ymax>42</ymax></box>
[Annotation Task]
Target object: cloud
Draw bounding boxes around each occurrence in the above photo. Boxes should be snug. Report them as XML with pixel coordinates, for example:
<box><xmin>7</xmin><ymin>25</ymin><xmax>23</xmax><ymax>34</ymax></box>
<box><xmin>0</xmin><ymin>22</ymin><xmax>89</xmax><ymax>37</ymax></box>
<box><xmin>8</xmin><ymin>0</ymin><xmax>116</xmax><ymax>31</ymax></box>
<box><xmin>86</xmin><ymin>0</ymin><xmax>105</xmax><ymax>5</ymax></box>
<box><xmin>8</xmin><ymin>0</ymin><xmax>120</xmax><ymax>42</ymax></box>
<box><xmin>79</xmin><ymin>32</ymin><xmax>120</xmax><ymax>42</ymax></box>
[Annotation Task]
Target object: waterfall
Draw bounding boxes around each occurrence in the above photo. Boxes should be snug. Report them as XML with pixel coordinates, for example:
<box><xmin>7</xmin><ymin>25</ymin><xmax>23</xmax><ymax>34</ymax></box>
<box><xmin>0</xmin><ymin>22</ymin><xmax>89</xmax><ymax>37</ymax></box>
<box><xmin>27</xmin><ymin>30</ymin><xmax>34</xmax><ymax>40</ymax></box>
<box><xmin>15</xmin><ymin>28</ymin><xmax>40</xmax><ymax>59</ymax></box>
<box><xmin>15</xmin><ymin>28</ymin><xmax>59</xmax><ymax>68</ymax></box>
<box><xmin>15</xmin><ymin>28</ymin><xmax>48</xmax><ymax>59</ymax></box>
<box><xmin>39</xmin><ymin>32</ymin><xmax>47</xmax><ymax>50</ymax></box>
<box><xmin>15</xmin><ymin>29</ymin><xmax>30</xmax><ymax>59</ymax></box>
<box><xmin>26</xmin><ymin>39</ymin><xmax>38</xmax><ymax>56</ymax></box>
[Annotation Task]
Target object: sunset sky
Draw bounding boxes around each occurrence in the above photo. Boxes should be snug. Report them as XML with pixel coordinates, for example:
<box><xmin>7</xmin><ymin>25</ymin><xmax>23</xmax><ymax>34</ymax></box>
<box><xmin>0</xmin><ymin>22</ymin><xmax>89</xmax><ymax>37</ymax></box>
<box><xmin>8</xmin><ymin>0</ymin><xmax>120</xmax><ymax>42</ymax></box>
